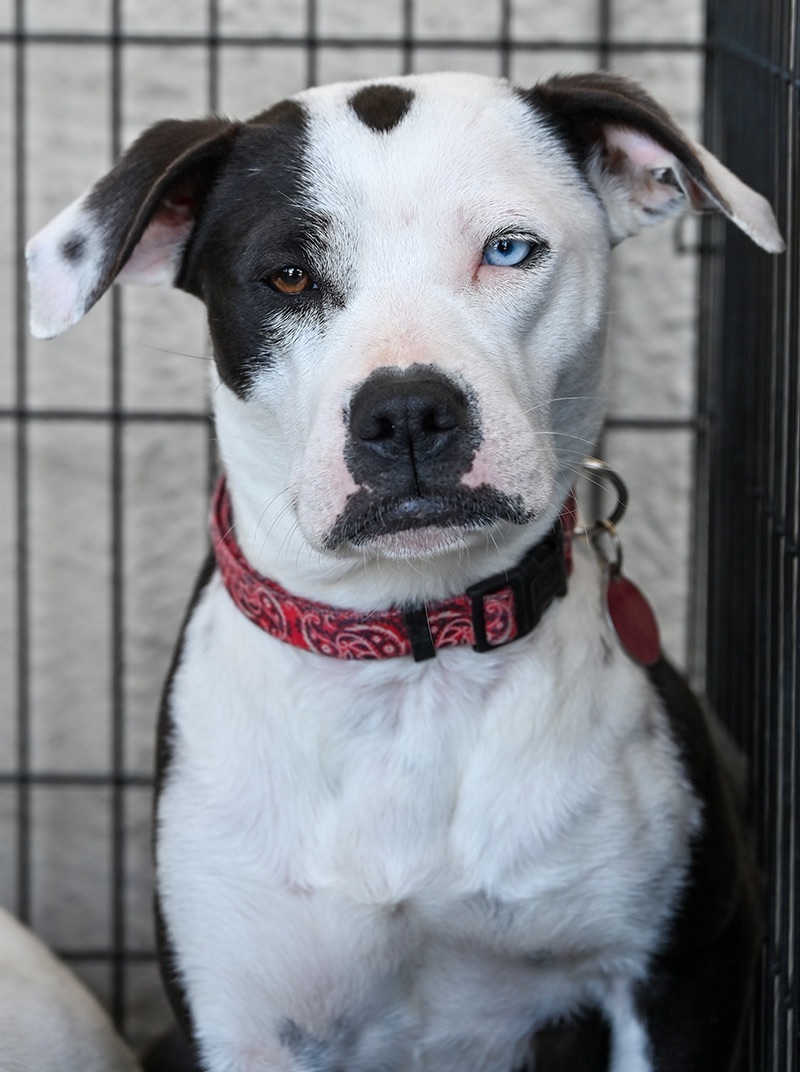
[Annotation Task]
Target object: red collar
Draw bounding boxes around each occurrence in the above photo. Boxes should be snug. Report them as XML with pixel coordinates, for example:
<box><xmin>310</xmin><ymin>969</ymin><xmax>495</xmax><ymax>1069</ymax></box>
<box><xmin>211</xmin><ymin>479</ymin><xmax>575</xmax><ymax>662</ymax></box>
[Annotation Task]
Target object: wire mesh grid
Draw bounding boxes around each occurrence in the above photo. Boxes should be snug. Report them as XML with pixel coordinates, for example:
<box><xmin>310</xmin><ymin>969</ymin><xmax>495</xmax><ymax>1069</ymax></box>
<box><xmin>1</xmin><ymin>0</ymin><xmax>715</xmax><ymax>1051</ymax></box>
<box><xmin>699</xmin><ymin>1</ymin><xmax>799</xmax><ymax>1067</ymax></box>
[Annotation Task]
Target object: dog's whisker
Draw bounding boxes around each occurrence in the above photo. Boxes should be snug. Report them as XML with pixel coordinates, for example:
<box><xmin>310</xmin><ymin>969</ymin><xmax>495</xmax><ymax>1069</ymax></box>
<box><xmin>561</xmin><ymin>469</ymin><xmax>620</xmax><ymax>514</ymax></box>
<box><xmin>550</xmin><ymin>432</ymin><xmax>600</xmax><ymax>450</ymax></box>
<box><xmin>138</xmin><ymin>342</ymin><xmax>214</xmax><ymax>363</ymax></box>
<box><xmin>562</xmin><ymin>463</ymin><xmax>609</xmax><ymax>492</ymax></box>
<box><xmin>252</xmin><ymin>492</ymin><xmax>296</xmax><ymax>562</ymax></box>
<box><xmin>274</xmin><ymin>517</ymin><xmax>302</xmax><ymax>571</ymax></box>
<box><xmin>267</xmin><ymin>514</ymin><xmax>301</xmax><ymax>575</ymax></box>
<box><xmin>254</xmin><ymin>489</ymin><xmax>292</xmax><ymax>534</ymax></box>
<box><xmin>271</xmin><ymin>510</ymin><xmax>303</xmax><ymax>567</ymax></box>
<box><xmin>529</xmin><ymin>394</ymin><xmax>594</xmax><ymax>409</ymax></box>
<box><xmin>524</xmin><ymin>394</ymin><xmax>611</xmax><ymax>414</ymax></box>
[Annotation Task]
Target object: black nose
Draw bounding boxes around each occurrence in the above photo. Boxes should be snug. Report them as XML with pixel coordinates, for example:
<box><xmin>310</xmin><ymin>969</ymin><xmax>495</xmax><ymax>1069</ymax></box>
<box><xmin>351</xmin><ymin>375</ymin><xmax>465</xmax><ymax>454</ymax></box>
<box><xmin>346</xmin><ymin>366</ymin><xmax>480</xmax><ymax>490</ymax></box>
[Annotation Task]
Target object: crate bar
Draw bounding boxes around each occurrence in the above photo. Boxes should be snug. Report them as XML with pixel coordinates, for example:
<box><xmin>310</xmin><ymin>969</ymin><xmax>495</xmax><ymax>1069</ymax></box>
<box><xmin>0</xmin><ymin>30</ymin><xmax>703</xmax><ymax>54</ymax></box>
<box><xmin>702</xmin><ymin>0</ymin><xmax>800</xmax><ymax>1065</ymax></box>
<box><xmin>109</xmin><ymin>0</ymin><xmax>126</xmax><ymax>1028</ymax></box>
<box><xmin>12</xmin><ymin>0</ymin><xmax>31</xmax><ymax>929</ymax></box>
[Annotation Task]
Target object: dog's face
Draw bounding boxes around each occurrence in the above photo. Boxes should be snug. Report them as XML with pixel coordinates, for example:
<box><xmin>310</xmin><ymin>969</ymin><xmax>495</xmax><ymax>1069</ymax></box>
<box><xmin>27</xmin><ymin>72</ymin><xmax>782</xmax><ymax>589</ymax></box>
<box><xmin>191</xmin><ymin>76</ymin><xmax>609</xmax><ymax>561</ymax></box>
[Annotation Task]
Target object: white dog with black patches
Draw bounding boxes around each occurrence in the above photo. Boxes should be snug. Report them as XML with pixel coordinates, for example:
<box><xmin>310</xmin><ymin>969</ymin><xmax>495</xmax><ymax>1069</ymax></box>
<box><xmin>28</xmin><ymin>72</ymin><xmax>782</xmax><ymax>1072</ymax></box>
<box><xmin>0</xmin><ymin>906</ymin><xmax>142</xmax><ymax>1072</ymax></box>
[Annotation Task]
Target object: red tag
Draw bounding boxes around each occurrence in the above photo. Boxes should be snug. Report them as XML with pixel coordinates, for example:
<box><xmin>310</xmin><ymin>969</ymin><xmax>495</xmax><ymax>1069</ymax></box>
<box><xmin>604</xmin><ymin>569</ymin><xmax>661</xmax><ymax>667</ymax></box>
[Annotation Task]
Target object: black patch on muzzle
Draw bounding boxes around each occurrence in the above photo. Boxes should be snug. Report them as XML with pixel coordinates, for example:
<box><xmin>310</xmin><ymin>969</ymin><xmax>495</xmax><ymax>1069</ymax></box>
<box><xmin>326</xmin><ymin>485</ymin><xmax>532</xmax><ymax>550</ymax></box>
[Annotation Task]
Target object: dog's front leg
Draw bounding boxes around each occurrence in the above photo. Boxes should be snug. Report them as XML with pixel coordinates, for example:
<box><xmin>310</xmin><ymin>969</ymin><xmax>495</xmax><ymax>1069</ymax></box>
<box><xmin>602</xmin><ymin>978</ymin><xmax>654</xmax><ymax>1072</ymax></box>
<box><xmin>621</xmin><ymin>661</ymin><xmax>764</xmax><ymax>1072</ymax></box>
<box><xmin>628</xmin><ymin>886</ymin><xmax>760</xmax><ymax>1072</ymax></box>
<box><xmin>156</xmin><ymin>884</ymin><xmax>418</xmax><ymax>1072</ymax></box>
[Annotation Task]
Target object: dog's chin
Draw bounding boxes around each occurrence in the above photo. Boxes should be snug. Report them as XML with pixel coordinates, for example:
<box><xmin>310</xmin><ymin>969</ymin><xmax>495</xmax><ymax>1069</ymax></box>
<box><xmin>323</xmin><ymin>488</ymin><xmax>532</xmax><ymax>560</ymax></box>
<box><xmin>354</xmin><ymin>524</ymin><xmax>473</xmax><ymax>560</ymax></box>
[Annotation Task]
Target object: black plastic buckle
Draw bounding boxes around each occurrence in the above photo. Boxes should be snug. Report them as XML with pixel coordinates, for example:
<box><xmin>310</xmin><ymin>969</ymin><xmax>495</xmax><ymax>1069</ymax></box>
<box><xmin>466</xmin><ymin>526</ymin><xmax>567</xmax><ymax>653</ymax></box>
<box><xmin>402</xmin><ymin>605</ymin><xmax>437</xmax><ymax>663</ymax></box>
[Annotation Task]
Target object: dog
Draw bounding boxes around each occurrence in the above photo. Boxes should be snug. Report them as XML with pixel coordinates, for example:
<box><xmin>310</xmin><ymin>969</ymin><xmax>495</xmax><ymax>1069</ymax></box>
<box><xmin>27</xmin><ymin>71</ymin><xmax>783</xmax><ymax>1072</ymax></box>
<box><xmin>0</xmin><ymin>905</ymin><xmax>142</xmax><ymax>1071</ymax></box>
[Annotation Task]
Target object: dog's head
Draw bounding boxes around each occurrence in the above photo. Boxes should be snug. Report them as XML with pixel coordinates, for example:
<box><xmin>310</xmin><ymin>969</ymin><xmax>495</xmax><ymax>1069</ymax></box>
<box><xmin>27</xmin><ymin>72</ymin><xmax>782</xmax><ymax>601</ymax></box>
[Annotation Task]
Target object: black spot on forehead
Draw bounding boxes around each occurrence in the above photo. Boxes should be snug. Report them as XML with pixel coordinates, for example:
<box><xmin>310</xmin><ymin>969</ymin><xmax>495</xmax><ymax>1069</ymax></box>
<box><xmin>349</xmin><ymin>84</ymin><xmax>414</xmax><ymax>134</ymax></box>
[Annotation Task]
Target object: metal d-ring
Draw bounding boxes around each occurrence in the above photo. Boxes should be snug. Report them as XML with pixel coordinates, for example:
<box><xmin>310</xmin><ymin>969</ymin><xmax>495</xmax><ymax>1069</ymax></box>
<box><xmin>592</xmin><ymin>516</ymin><xmax>624</xmax><ymax>574</ymax></box>
<box><xmin>573</xmin><ymin>457</ymin><xmax>629</xmax><ymax>540</ymax></box>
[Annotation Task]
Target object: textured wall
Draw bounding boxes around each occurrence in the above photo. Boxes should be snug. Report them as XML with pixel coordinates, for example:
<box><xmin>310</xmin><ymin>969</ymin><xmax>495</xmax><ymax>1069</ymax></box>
<box><xmin>0</xmin><ymin>0</ymin><xmax>704</xmax><ymax>1048</ymax></box>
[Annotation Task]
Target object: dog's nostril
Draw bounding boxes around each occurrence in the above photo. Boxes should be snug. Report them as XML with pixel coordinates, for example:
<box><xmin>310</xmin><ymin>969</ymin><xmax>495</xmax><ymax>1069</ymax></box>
<box><xmin>353</xmin><ymin>394</ymin><xmax>462</xmax><ymax>448</ymax></box>
<box><xmin>359</xmin><ymin>414</ymin><xmax>396</xmax><ymax>442</ymax></box>
<box><xmin>421</xmin><ymin>404</ymin><xmax>458</xmax><ymax>434</ymax></box>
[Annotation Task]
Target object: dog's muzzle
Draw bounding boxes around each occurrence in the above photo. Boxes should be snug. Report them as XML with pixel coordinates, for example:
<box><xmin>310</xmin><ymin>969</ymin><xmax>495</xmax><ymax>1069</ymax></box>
<box><xmin>333</xmin><ymin>365</ymin><xmax>530</xmax><ymax>547</ymax></box>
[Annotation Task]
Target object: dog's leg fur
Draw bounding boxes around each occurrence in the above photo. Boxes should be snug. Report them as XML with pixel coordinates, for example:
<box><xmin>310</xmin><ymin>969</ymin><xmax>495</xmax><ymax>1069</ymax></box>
<box><xmin>520</xmin><ymin>1009</ymin><xmax>611</xmax><ymax>1071</ymax></box>
<box><xmin>626</xmin><ymin>661</ymin><xmax>762</xmax><ymax>1072</ymax></box>
<box><xmin>528</xmin><ymin>661</ymin><xmax>761</xmax><ymax>1072</ymax></box>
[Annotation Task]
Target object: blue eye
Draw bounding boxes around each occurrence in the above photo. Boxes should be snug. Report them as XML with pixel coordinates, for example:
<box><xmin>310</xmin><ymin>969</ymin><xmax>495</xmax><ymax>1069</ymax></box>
<box><xmin>481</xmin><ymin>236</ymin><xmax>535</xmax><ymax>268</ymax></box>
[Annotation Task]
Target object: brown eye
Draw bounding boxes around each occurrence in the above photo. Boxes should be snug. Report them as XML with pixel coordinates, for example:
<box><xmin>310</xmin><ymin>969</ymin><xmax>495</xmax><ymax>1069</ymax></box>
<box><xmin>268</xmin><ymin>266</ymin><xmax>315</xmax><ymax>295</ymax></box>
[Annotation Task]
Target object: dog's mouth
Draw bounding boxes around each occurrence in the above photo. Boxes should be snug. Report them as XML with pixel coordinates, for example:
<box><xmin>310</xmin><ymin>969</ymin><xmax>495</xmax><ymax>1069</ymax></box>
<box><xmin>324</xmin><ymin>485</ymin><xmax>532</xmax><ymax>554</ymax></box>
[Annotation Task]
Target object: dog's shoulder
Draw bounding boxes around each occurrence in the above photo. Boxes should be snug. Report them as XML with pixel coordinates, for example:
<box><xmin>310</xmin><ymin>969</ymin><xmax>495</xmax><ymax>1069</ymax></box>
<box><xmin>156</xmin><ymin>550</ymin><xmax>217</xmax><ymax>786</ymax></box>
<box><xmin>645</xmin><ymin>659</ymin><xmax>761</xmax><ymax>949</ymax></box>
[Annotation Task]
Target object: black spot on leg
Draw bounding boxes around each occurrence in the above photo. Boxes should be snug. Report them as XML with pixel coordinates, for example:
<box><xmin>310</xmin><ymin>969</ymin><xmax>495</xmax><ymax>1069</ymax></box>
<box><xmin>528</xmin><ymin>1009</ymin><xmax>611</xmax><ymax>1072</ymax></box>
<box><xmin>278</xmin><ymin>1019</ymin><xmax>330</xmax><ymax>1072</ymax></box>
<box><xmin>60</xmin><ymin>233</ymin><xmax>87</xmax><ymax>263</ymax></box>
<box><xmin>349</xmin><ymin>84</ymin><xmax>415</xmax><ymax>133</ymax></box>
<box><xmin>277</xmin><ymin>1017</ymin><xmax>356</xmax><ymax>1072</ymax></box>
<box><xmin>278</xmin><ymin>1019</ymin><xmax>308</xmax><ymax>1054</ymax></box>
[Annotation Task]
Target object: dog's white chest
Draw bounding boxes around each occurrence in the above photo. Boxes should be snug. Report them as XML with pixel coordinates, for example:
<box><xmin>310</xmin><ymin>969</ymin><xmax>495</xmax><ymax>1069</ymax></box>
<box><xmin>158</xmin><ymin>562</ymin><xmax>697</xmax><ymax>1072</ymax></box>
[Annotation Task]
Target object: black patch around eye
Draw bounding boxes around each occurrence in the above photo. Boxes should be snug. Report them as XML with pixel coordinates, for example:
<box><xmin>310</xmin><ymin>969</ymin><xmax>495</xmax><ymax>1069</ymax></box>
<box><xmin>61</xmin><ymin>233</ymin><xmax>87</xmax><ymax>263</ymax></box>
<box><xmin>179</xmin><ymin>97</ymin><xmax>322</xmax><ymax>398</ymax></box>
<box><xmin>349</xmin><ymin>84</ymin><xmax>415</xmax><ymax>134</ymax></box>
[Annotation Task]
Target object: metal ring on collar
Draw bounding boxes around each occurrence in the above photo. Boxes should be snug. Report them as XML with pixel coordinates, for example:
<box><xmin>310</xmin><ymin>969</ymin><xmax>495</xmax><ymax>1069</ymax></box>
<box><xmin>573</xmin><ymin>457</ymin><xmax>629</xmax><ymax>538</ymax></box>
<box><xmin>591</xmin><ymin>517</ymin><xmax>624</xmax><ymax>573</ymax></box>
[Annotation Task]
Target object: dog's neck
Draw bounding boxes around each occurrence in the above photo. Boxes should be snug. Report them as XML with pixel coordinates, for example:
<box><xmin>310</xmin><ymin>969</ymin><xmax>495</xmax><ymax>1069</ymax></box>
<box><xmin>220</xmin><ymin>467</ymin><xmax>572</xmax><ymax>611</ymax></box>
<box><xmin>211</xmin><ymin>477</ymin><xmax>576</xmax><ymax>662</ymax></box>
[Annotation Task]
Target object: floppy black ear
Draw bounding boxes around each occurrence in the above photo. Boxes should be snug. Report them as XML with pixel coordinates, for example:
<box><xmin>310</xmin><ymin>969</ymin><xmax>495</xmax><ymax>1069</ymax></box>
<box><xmin>529</xmin><ymin>72</ymin><xmax>784</xmax><ymax>252</ymax></box>
<box><xmin>26</xmin><ymin>117</ymin><xmax>240</xmax><ymax>339</ymax></box>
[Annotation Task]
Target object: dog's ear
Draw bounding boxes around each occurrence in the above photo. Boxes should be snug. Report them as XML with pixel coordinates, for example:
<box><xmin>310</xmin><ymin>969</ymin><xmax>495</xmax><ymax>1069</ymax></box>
<box><xmin>26</xmin><ymin>117</ymin><xmax>240</xmax><ymax>338</ymax></box>
<box><xmin>529</xmin><ymin>72</ymin><xmax>784</xmax><ymax>252</ymax></box>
